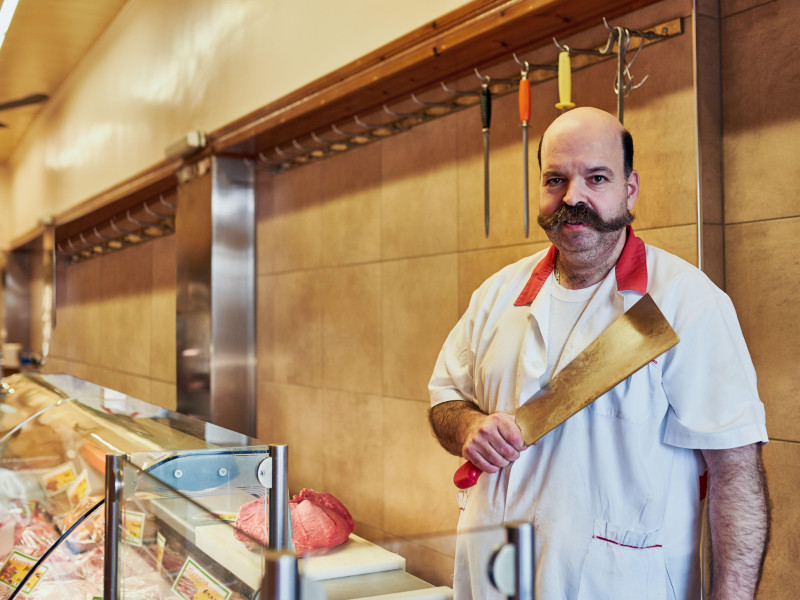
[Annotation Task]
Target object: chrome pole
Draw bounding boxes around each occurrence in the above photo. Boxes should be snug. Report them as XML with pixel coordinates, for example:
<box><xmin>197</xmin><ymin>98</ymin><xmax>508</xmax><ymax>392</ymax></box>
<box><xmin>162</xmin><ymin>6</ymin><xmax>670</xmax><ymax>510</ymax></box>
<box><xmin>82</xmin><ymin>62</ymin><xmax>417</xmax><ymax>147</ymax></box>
<box><xmin>268</xmin><ymin>444</ymin><xmax>289</xmax><ymax>550</ymax></box>
<box><xmin>261</xmin><ymin>550</ymin><xmax>299</xmax><ymax>600</ymax></box>
<box><xmin>507</xmin><ymin>522</ymin><xmax>535</xmax><ymax>600</ymax></box>
<box><xmin>104</xmin><ymin>453</ymin><xmax>126</xmax><ymax>600</ymax></box>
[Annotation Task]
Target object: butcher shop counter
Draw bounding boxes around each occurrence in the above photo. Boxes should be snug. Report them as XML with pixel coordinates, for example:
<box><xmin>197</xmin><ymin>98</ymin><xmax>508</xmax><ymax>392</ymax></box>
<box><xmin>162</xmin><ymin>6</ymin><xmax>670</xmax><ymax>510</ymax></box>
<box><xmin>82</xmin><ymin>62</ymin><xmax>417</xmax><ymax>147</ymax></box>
<box><xmin>0</xmin><ymin>373</ymin><xmax>455</xmax><ymax>599</ymax></box>
<box><xmin>0</xmin><ymin>372</ymin><xmax>274</xmax><ymax>599</ymax></box>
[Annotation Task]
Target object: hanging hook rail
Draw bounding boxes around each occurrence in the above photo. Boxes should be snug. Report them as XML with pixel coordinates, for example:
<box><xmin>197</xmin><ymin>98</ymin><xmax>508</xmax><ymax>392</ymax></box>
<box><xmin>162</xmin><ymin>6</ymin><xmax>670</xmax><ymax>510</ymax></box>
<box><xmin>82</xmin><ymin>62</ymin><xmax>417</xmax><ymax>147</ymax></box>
<box><xmin>553</xmin><ymin>16</ymin><xmax>676</xmax><ymax>123</ymax></box>
<box><xmin>56</xmin><ymin>192</ymin><xmax>179</xmax><ymax>264</ymax></box>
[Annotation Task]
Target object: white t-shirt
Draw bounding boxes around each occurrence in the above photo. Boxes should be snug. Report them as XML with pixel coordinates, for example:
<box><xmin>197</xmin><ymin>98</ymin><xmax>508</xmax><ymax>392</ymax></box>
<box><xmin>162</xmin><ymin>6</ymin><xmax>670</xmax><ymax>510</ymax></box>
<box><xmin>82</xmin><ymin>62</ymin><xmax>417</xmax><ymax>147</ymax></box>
<box><xmin>542</xmin><ymin>279</ymin><xmax>599</xmax><ymax>386</ymax></box>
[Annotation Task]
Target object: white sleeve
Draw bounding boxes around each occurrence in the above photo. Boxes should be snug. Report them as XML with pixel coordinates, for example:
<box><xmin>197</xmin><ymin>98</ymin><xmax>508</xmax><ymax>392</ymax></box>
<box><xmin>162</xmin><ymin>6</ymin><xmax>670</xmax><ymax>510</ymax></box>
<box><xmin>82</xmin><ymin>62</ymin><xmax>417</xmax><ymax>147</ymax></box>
<box><xmin>428</xmin><ymin>308</ymin><xmax>477</xmax><ymax>408</ymax></box>
<box><xmin>661</xmin><ymin>280</ymin><xmax>768</xmax><ymax>449</ymax></box>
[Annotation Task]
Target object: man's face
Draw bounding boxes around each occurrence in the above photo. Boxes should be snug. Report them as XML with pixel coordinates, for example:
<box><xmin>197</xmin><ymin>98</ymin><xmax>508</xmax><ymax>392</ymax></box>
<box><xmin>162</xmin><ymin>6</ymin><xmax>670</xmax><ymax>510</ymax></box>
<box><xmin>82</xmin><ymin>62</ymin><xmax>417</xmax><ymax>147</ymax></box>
<box><xmin>538</xmin><ymin>116</ymin><xmax>638</xmax><ymax>261</ymax></box>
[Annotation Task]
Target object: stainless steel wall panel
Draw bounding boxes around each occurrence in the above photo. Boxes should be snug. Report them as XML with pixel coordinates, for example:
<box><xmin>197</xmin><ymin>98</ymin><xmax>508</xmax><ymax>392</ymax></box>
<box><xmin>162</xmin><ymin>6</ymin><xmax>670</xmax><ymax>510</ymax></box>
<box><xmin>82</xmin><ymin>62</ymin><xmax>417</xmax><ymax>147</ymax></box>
<box><xmin>176</xmin><ymin>157</ymin><xmax>255</xmax><ymax>436</ymax></box>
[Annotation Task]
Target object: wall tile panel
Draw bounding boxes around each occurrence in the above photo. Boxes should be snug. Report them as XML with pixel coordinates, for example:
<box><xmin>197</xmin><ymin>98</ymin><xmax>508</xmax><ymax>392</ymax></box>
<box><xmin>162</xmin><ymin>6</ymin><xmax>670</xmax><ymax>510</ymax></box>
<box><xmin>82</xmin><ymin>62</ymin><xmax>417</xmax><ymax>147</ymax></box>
<box><xmin>321</xmin><ymin>263</ymin><xmax>382</xmax><ymax>395</ymax></box>
<box><xmin>725</xmin><ymin>218</ymin><xmax>800</xmax><ymax>441</ymax></box>
<box><xmin>382</xmin><ymin>397</ymin><xmax>461</xmax><ymax>537</ymax></box>
<box><xmin>320</xmin><ymin>144</ymin><xmax>382</xmax><ymax>267</ymax></box>
<box><xmin>381</xmin><ymin>118</ymin><xmax>458</xmax><ymax>260</ymax></box>
<box><xmin>259</xmin><ymin>162</ymin><xmax>323</xmax><ymax>274</ymax></box>
<box><xmin>271</xmin><ymin>270</ymin><xmax>323</xmax><ymax>387</ymax></box>
<box><xmin>382</xmin><ymin>254</ymin><xmax>459</xmax><ymax>401</ymax></box>
<box><xmin>721</xmin><ymin>0</ymin><xmax>800</xmax><ymax>223</ymax></box>
<box><xmin>257</xmin><ymin>381</ymin><xmax>325</xmax><ymax>492</ymax></box>
<box><xmin>321</xmin><ymin>390</ymin><xmax>385</xmax><ymax>530</ymax></box>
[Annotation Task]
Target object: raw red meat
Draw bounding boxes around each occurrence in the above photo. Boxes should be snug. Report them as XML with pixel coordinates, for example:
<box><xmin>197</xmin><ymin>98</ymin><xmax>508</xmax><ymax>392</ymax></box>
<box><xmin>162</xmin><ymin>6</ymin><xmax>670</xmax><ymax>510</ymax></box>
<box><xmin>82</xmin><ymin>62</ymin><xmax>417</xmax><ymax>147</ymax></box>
<box><xmin>233</xmin><ymin>489</ymin><xmax>354</xmax><ymax>555</ymax></box>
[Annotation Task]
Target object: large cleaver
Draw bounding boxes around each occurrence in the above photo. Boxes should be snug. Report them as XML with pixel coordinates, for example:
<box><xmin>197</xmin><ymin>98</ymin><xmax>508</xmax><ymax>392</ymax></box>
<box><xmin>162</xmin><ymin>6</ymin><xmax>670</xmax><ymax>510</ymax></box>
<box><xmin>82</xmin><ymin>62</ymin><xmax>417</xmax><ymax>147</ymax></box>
<box><xmin>453</xmin><ymin>293</ymin><xmax>679</xmax><ymax>489</ymax></box>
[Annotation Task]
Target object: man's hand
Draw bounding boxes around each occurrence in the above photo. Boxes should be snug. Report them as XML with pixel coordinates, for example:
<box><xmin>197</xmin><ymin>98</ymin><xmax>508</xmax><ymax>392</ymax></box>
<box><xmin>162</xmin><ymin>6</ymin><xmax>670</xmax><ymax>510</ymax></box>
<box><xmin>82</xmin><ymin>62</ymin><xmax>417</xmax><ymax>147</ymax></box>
<box><xmin>428</xmin><ymin>401</ymin><xmax>526</xmax><ymax>473</ymax></box>
<box><xmin>702</xmin><ymin>443</ymin><xmax>770</xmax><ymax>600</ymax></box>
<box><xmin>462</xmin><ymin>412</ymin><xmax>526</xmax><ymax>473</ymax></box>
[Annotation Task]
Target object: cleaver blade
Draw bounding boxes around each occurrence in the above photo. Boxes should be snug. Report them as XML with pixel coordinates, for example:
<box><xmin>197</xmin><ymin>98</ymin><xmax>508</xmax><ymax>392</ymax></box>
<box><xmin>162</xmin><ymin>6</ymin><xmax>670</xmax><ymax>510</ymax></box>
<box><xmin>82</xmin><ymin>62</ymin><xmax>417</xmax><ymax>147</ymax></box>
<box><xmin>453</xmin><ymin>293</ymin><xmax>679</xmax><ymax>489</ymax></box>
<box><xmin>515</xmin><ymin>292</ymin><xmax>679</xmax><ymax>444</ymax></box>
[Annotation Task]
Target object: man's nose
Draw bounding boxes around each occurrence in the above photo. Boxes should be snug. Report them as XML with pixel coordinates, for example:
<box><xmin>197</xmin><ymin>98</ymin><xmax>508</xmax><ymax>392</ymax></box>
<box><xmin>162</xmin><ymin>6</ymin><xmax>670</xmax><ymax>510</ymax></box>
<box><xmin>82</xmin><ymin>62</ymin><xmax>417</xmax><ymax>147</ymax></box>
<box><xmin>562</xmin><ymin>181</ymin><xmax>582</xmax><ymax>206</ymax></box>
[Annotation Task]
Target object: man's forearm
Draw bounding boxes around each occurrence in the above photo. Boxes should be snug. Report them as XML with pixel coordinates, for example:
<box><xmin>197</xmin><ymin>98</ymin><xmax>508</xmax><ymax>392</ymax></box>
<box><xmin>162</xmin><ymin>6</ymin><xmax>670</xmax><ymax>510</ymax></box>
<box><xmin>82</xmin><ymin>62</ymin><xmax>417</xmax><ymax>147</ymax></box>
<box><xmin>703</xmin><ymin>444</ymin><xmax>771</xmax><ymax>600</ymax></box>
<box><xmin>428</xmin><ymin>400</ymin><xmax>487</xmax><ymax>457</ymax></box>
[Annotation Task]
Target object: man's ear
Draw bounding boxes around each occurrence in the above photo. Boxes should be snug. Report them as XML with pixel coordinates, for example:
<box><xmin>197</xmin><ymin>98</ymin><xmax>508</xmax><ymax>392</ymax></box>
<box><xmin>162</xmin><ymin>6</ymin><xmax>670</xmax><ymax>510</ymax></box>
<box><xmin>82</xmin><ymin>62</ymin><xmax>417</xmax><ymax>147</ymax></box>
<box><xmin>626</xmin><ymin>170</ymin><xmax>640</xmax><ymax>210</ymax></box>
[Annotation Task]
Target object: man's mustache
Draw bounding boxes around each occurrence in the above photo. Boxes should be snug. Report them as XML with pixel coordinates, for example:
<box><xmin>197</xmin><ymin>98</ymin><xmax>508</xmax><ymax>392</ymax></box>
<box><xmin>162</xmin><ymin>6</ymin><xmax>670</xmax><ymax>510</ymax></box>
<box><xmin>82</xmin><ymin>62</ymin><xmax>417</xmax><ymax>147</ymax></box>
<box><xmin>537</xmin><ymin>203</ymin><xmax>634</xmax><ymax>232</ymax></box>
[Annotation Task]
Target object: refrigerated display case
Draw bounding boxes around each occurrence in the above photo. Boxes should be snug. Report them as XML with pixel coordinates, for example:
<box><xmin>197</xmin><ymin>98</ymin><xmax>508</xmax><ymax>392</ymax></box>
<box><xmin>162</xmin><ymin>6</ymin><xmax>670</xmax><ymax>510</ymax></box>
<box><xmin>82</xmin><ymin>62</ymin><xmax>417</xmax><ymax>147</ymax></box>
<box><xmin>0</xmin><ymin>373</ymin><xmax>462</xmax><ymax>599</ymax></box>
<box><xmin>0</xmin><ymin>372</ymin><xmax>273</xmax><ymax>599</ymax></box>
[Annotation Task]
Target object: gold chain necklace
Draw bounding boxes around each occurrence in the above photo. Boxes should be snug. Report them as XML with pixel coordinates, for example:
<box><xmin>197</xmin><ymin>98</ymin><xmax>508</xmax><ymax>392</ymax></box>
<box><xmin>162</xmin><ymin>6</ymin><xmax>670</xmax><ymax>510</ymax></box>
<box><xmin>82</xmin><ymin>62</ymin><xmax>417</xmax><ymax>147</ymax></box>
<box><xmin>554</xmin><ymin>253</ymin><xmax>561</xmax><ymax>284</ymax></box>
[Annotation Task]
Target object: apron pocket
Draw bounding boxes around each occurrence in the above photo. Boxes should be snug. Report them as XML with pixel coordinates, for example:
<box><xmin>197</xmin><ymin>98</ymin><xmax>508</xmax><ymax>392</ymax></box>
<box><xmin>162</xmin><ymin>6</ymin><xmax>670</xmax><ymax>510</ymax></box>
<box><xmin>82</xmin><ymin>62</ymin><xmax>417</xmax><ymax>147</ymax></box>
<box><xmin>576</xmin><ymin>532</ymin><xmax>667</xmax><ymax>600</ymax></box>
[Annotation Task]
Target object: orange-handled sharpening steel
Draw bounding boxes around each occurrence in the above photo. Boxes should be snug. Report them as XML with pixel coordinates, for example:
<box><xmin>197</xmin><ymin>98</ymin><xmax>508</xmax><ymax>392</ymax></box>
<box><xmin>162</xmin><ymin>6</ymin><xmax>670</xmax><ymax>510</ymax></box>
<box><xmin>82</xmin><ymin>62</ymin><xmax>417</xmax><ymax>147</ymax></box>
<box><xmin>519</xmin><ymin>71</ymin><xmax>531</xmax><ymax>238</ymax></box>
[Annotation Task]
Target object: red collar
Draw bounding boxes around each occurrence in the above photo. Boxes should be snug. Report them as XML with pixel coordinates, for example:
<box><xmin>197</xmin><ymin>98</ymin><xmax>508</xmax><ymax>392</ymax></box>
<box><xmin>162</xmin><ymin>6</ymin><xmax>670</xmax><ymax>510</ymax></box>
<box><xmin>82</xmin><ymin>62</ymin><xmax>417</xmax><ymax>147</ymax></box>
<box><xmin>514</xmin><ymin>226</ymin><xmax>647</xmax><ymax>306</ymax></box>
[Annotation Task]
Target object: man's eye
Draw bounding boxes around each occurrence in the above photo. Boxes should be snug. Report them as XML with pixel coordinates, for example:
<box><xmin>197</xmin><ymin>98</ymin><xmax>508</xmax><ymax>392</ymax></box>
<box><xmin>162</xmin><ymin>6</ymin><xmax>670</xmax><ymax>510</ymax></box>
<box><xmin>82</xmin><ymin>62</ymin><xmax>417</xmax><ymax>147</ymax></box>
<box><xmin>590</xmin><ymin>175</ymin><xmax>608</xmax><ymax>183</ymax></box>
<box><xmin>546</xmin><ymin>177</ymin><xmax>563</xmax><ymax>186</ymax></box>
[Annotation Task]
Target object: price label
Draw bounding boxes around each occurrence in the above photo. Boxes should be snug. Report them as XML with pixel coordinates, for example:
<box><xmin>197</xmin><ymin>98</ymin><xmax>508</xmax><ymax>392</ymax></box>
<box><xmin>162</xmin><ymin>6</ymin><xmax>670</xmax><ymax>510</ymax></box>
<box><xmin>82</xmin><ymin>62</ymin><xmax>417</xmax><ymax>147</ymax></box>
<box><xmin>0</xmin><ymin>550</ymin><xmax>48</xmax><ymax>594</ymax></box>
<box><xmin>39</xmin><ymin>462</ymin><xmax>77</xmax><ymax>496</ymax></box>
<box><xmin>67</xmin><ymin>469</ymin><xmax>90</xmax><ymax>506</ymax></box>
<box><xmin>122</xmin><ymin>510</ymin><xmax>146</xmax><ymax>547</ymax></box>
<box><xmin>156</xmin><ymin>531</ymin><xmax>166</xmax><ymax>570</ymax></box>
<box><xmin>172</xmin><ymin>557</ymin><xmax>231</xmax><ymax>600</ymax></box>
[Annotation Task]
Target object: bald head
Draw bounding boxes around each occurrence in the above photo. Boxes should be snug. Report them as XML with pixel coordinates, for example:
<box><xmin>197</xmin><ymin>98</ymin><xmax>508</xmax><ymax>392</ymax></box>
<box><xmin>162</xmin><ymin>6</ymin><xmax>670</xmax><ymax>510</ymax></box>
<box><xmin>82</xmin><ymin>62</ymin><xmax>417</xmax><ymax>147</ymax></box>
<box><xmin>538</xmin><ymin>107</ymin><xmax>633</xmax><ymax>178</ymax></box>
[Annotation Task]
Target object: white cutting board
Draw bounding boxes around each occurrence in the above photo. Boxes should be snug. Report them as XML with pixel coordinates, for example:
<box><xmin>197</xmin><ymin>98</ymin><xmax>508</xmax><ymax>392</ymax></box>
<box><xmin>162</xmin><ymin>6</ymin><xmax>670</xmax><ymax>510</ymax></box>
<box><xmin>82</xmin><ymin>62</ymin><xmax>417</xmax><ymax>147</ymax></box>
<box><xmin>195</xmin><ymin>524</ymin><xmax>406</xmax><ymax>589</ymax></box>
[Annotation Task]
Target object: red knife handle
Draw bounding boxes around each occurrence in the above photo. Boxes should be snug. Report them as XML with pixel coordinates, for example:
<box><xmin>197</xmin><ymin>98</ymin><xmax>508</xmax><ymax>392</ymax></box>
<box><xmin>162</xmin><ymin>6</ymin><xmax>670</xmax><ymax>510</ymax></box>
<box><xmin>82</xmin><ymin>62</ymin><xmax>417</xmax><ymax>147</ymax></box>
<box><xmin>454</xmin><ymin>461</ymin><xmax>482</xmax><ymax>489</ymax></box>
<box><xmin>518</xmin><ymin>77</ymin><xmax>531</xmax><ymax>123</ymax></box>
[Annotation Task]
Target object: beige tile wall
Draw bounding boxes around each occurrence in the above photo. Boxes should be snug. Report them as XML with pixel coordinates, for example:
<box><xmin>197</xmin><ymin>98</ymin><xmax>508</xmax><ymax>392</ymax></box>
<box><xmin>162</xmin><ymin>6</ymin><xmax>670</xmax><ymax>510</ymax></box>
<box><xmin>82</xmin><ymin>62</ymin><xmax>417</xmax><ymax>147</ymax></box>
<box><xmin>44</xmin><ymin>234</ymin><xmax>177</xmax><ymax>410</ymax></box>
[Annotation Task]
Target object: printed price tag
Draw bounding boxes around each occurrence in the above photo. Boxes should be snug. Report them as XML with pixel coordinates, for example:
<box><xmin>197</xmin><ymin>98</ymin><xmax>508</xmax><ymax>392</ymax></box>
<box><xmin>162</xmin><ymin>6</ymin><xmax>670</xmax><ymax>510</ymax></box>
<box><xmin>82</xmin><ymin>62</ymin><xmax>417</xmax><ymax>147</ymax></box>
<box><xmin>172</xmin><ymin>557</ymin><xmax>231</xmax><ymax>600</ymax></box>
<box><xmin>156</xmin><ymin>531</ymin><xmax>166</xmax><ymax>570</ymax></box>
<box><xmin>0</xmin><ymin>550</ymin><xmax>48</xmax><ymax>594</ymax></box>
<box><xmin>39</xmin><ymin>462</ymin><xmax>77</xmax><ymax>496</ymax></box>
<box><xmin>122</xmin><ymin>510</ymin><xmax>146</xmax><ymax>547</ymax></box>
<box><xmin>67</xmin><ymin>469</ymin><xmax>90</xmax><ymax>506</ymax></box>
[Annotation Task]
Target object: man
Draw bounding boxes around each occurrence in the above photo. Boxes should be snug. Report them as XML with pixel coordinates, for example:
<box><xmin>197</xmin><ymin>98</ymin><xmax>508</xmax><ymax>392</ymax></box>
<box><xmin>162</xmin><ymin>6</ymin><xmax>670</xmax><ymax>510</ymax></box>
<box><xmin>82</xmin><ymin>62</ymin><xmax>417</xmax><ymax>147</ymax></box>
<box><xmin>428</xmin><ymin>107</ymin><xmax>769</xmax><ymax>599</ymax></box>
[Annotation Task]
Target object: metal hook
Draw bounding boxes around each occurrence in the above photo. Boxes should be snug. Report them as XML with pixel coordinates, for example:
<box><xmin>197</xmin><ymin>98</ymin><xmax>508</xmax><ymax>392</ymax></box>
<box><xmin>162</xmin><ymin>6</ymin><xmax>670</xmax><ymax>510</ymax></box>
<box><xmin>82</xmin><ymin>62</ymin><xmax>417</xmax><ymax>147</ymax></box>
<box><xmin>143</xmin><ymin>200</ymin><xmax>172</xmax><ymax>220</ymax></box>
<box><xmin>292</xmin><ymin>138</ymin><xmax>329</xmax><ymax>158</ymax></box>
<box><xmin>410</xmin><ymin>93</ymin><xmax>455</xmax><ymax>109</ymax></box>
<box><xmin>474</xmin><ymin>67</ymin><xmax>524</xmax><ymax>87</ymax></box>
<box><xmin>512</xmin><ymin>53</ymin><xmax>557</xmax><ymax>75</ymax></box>
<box><xmin>56</xmin><ymin>242</ymin><xmax>78</xmax><ymax>258</ymax></box>
<box><xmin>553</xmin><ymin>28</ymin><xmax>616</xmax><ymax>56</ymax></box>
<box><xmin>126</xmin><ymin>209</ymin><xmax>157</xmax><ymax>229</ymax></box>
<box><xmin>94</xmin><ymin>225</ymin><xmax>126</xmax><ymax>249</ymax></box>
<box><xmin>353</xmin><ymin>115</ymin><xmax>398</xmax><ymax>136</ymax></box>
<box><xmin>110</xmin><ymin>216</ymin><xmax>141</xmax><ymax>237</ymax></box>
<box><xmin>383</xmin><ymin>104</ymin><xmax>432</xmax><ymax>122</ymax></box>
<box><xmin>310</xmin><ymin>131</ymin><xmax>350</xmax><ymax>152</ymax></box>
<box><xmin>80</xmin><ymin>233</ymin><xmax>105</xmax><ymax>254</ymax></box>
<box><xmin>160</xmin><ymin>195</ymin><xmax>177</xmax><ymax>210</ymax></box>
<box><xmin>273</xmin><ymin>145</ymin><xmax>307</xmax><ymax>159</ymax></box>
<box><xmin>257</xmin><ymin>152</ymin><xmax>282</xmax><ymax>165</ymax></box>
<box><xmin>331</xmin><ymin>123</ymin><xmax>373</xmax><ymax>144</ymax></box>
<box><xmin>440</xmin><ymin>81</ymin><xmax>480</xmax><ymax>97</ymax></box>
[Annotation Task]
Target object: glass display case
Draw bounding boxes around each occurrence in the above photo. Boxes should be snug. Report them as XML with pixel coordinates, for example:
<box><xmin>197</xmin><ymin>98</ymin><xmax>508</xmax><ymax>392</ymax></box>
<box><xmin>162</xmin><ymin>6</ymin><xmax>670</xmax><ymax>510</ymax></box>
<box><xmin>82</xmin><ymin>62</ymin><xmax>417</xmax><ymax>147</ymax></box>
<box><xmin>0</xmin><ymin>374</ymin><xmax>499</xmax><ymax>599</ymax></box>
<box><xmin>0</xmin><ymin>373</ymin><xmax>272</xmax><ymax>599</ymax></box>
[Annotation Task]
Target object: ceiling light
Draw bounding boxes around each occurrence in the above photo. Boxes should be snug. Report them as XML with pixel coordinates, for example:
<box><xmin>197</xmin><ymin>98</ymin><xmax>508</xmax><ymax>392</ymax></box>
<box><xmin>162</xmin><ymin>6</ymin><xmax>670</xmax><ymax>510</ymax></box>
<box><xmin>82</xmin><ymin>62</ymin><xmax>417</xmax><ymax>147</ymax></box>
<box><xmin>0</xmin><ymin>0</ymin><xmax>20</xmax><ymax>52</ymax></box>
